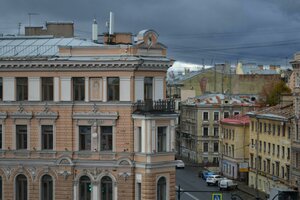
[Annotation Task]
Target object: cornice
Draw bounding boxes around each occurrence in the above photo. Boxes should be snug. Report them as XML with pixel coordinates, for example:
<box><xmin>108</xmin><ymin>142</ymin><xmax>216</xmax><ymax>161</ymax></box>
<box><xmin>73</xmin><ymin>111</ymin><xmax>119</xmax><ymax>120</ymax></box>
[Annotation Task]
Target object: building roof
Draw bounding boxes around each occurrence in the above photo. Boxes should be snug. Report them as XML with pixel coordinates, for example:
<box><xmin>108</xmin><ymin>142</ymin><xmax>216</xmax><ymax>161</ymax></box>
<box><xmin>183</xmin><ymin>93</ymin><xmax>257</xmax><ymax>106</ymax></box>
<box><xmin>0</xmin><ymin>36</ymin><xmax>98</xmax><ymax>58</ymax></box>
<box><xmin>247</xmin><ymin>103</ymin><xmax>294</xmax><ymax>121</ymax></box>
<box><xmin>221</xmin><ymin>114</ymin><xmax>250</xmax><ymax>125</ymax></box>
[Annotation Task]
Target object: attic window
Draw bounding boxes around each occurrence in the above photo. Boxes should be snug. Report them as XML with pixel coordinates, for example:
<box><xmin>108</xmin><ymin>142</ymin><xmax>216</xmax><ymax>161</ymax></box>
<box><xmin>224</xmin><ymin>100</ymin><xmax>229</xmax><ymax>104</ymax></box>
<box><xmin>251</xmin><ymin>97</ymin><xmax>256</xmax><ymax>101</ymax></box>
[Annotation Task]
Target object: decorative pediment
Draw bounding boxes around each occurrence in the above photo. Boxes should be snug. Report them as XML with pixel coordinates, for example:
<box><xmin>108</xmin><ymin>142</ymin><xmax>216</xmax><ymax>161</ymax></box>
<box><xmin>35</xmin><ymin>111</ymin><xmax>58</xmax><ymax>120</ymax></box>
<box><xmin>11</xmin><ymin>111</ymin><xmax>32</xmax><ymax>119</ymax></box>
<box><xmin>0</xmin><ymin>112</ymin><xmax>7</xmax><ymax>119</ymax></box>
<box><xmin>73</xmin><ymin>111</ymin><xmax>118</xmax><ymax>120</ymax></box>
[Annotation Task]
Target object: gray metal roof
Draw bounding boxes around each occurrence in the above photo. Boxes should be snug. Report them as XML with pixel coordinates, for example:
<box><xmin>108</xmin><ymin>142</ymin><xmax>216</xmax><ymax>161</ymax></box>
<box><xmin>0</xmin><ymin>36</ymin><xmax>98</xmax><ymax>58</ymax></box>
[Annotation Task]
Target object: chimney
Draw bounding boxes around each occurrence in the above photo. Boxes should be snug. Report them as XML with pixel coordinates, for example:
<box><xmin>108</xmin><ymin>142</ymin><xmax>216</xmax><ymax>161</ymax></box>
<box><xmin>109</xmin><ymin>11</ymin><xmax>114</xmax><ymax>35</ymax></box>
<box><xmin>92</xmin><ymin>18</ymin><xmax>98</xmax><ymax>42</ymax></box>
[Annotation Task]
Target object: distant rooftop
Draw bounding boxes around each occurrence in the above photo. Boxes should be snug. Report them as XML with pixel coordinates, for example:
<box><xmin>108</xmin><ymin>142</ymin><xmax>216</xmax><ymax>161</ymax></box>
<box><xmin>248</xmin><ymin>103</ymin><xmax>294</xmax><ymax>121</ymax></box>
<box><xmin>221</xmin><ymin>114</ymin><xmax>250</xmax><ymax>125</ymax></box>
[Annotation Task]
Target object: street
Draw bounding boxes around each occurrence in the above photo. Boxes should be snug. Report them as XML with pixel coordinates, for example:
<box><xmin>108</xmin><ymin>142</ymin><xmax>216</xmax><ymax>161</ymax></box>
<box><xmin>176</xmin><ymin>166</ymin><xmax>255</xmax><ymax>200</ymax></box>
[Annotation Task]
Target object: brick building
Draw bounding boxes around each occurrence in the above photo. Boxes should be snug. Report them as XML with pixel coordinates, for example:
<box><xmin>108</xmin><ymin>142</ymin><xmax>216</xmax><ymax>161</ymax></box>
<box><xmin>0</xmin><ymin>29</ymin><xmax>177</xmax><ymax>200</ymax></box>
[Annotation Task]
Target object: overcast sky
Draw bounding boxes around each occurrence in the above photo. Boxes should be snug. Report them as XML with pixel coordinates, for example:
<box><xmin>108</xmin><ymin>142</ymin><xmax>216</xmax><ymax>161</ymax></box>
<box><xmin>1</xmin><ymin>0</ymin><xmax>300</xmax><ymax>67</ymax></box>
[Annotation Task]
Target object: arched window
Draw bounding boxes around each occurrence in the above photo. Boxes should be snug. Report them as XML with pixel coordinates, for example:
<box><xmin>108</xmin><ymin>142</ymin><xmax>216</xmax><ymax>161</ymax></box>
<box><xmin>79</xmin><ymin>176</ymin><xmax>91</xmax><ymax>200</ymax></box>
<box><xmin>101</xmin><ymin>176</ymin><xmax>113</xmax><ymax>200</ymax></box>
<box><xmin>16</xmin><ymin>174</ymin><xmax>27</xmax><ymax>200</ymax></box>
<box><xmin>41</xmin><ymin>175</ymin><xmax>53</xmax><ymax>200</ymax></box>
<box><xmin>157</xmin><ymin>177</ymin><xmax>167</xmax><ymax>200</ymax></box>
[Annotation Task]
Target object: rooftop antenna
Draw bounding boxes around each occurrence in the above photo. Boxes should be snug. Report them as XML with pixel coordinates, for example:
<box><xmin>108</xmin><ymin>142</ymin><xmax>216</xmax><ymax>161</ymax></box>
<box><xmin>18</xmin><ymin>22</ymin><xmax>21</xmax><ymax>36</ymax></box>
<box><xmin>28</xmin><ymin>13</ymin><xmax>39</xmax><ymax>27</ymax></box>
<box><xmin>92</xmin><ymin>18</ymin><xmax>98</xmax><ymax>42</ymax></box>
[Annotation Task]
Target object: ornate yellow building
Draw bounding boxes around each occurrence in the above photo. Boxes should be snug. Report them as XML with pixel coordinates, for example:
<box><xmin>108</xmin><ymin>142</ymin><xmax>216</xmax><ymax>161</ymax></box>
<box><xmin>0</xmin><ymin>29</ymin><xmax>177</xmax><ymax>200</ymax></box>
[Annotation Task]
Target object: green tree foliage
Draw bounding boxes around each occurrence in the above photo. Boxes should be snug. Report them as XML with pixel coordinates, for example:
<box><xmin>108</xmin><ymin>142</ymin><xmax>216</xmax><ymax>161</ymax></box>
<box><xmin>260</xmin><ymin>80</ymin><xmax>291</xmax><ymax>106</ymax></box>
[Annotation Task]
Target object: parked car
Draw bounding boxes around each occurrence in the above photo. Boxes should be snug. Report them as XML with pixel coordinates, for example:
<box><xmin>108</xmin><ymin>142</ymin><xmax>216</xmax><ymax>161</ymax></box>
<box><xmin>175</xmin><ymin>160</ymin><xmax>185</xmax><ymax>169</ymax></box>
<box><xmin>206</xmin><ymin>175</ymin><xmax>226</xmax><ymax>186</ymax></box>
<box><xmin>201</xmin><ymin>171</ymin><xmax>215</xmax><ymax>180</ymax></box>
<box><xmin>219</xmin><ymin>179</ymin><xmax>238</xmax><ymax>190</ymax></box>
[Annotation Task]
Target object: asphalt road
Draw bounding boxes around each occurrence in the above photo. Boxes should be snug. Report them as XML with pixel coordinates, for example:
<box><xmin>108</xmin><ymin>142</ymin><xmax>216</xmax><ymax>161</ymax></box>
<box><xmin>176</xmin><ymin>166</ymin><xmax>254</xmax><ymax>200</ymax></box>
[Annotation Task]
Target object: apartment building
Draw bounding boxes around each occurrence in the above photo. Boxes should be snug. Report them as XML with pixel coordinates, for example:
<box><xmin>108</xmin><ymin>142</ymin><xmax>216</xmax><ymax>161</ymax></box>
<box><xmin>219</xmin><ymin>115</ymin><xmax>250</xmax><ymax>181</ymax></box>
<box><xmin>290</xmin><ymin>53</ymin><xmax>300</xmax><ymax>196</ymax></box>
<box><xmin>248</xmin><ymin>103</ymin><xmax>293</xmax><ymax>194</ymax></box>
<box><xmin>0</xmin><ymin>29</ymin><xmax>177</xmax><ymax>200</ymax></box>
<box><xmin>178</xmin><ymin>93</ymin><xmax>256</xmax><ymax>165</ymax></box>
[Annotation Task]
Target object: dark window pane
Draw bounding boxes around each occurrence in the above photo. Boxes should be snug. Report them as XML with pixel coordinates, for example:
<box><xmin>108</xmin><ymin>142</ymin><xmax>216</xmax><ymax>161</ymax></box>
<box><xmin>16</xmin><ymin>78</ymin><xmax>28</xmax><ymax>101</ymax></box>
<box><xmin>16</xmin><ymin>125</ymin><xmax>27</xmax><ymax>149</ymax></box>
<box><xmin>157</xmin><ymin>127</ymin><xmax>166</xmax><ymax>152</ymax></box>
<box><xmin>101</xmin><ymin>176</ymin><xmax>112</xmax><ymax>200</ymax></box>
<box><xmin>157</xmin><ymin>177</ymin><xmax>166</xmax><ymax>200</ymax></box>
<box><xmin>42</xmin><ymin>78</ymin><xmax>53</xmax><ymax>101</ymax></box>
<box><xmin>73</xmin><ymin>77</ymin><xmax>85</xmax><ymax>101</ymax></box>
<box><xmin>101</xmin><ymin>126</ymin><xmax>112</xmax><ymax>151</ymax></box>
<box><xmin>79</xmin><ymin>126</ymin><xmax>91</xmax><ymax>151</ymax></box>
<box><xmin>42</xmin><ymin>125</ymin><xmax>53</xmax><ymax>150</ymax></box>
<box><xmin>41</xmin><ymin>175</ymin><xmax>53</xmax><ymax>200</ymax></box>
<box><xmin>16</xmin><ymin>174</ymin><xmax>27</xmax><ymax>200</ymax></box>
<box><xmin>144</xmin><ymin>77</ymin><xmax>153</xmax><ymax>100</ymax></box>
<box><xmin>107</xmin><ymin>77</ymin><xmax>119</xmax><ymax>101</ymax></box>
<box><xmin>79</xmin><ymin>176</ymin><xmax>91</xmax><ymax>200</ymax></box>
<box><xmin>0</xmin><ymin>78</ymin><xmax>2</xmax><ymax>101</ymax></box>
<box><xmin>0</xmin><ymin>125</ymin><xmax>2</xmax><ymax>149</ymax></box>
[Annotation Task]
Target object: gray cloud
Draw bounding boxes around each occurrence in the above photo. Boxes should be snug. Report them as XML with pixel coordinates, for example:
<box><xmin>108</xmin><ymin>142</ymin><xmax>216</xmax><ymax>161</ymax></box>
<box><xmin>1</xmin><ymin>0</ymin><xmax>300</xmax><ymax>66</ymax></box>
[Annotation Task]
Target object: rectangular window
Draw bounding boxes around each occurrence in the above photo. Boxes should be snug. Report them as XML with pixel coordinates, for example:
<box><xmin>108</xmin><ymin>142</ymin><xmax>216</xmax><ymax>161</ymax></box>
<box><xmin>232</xmin><ymin>145</ymin><xmax>234</xmax><ymax>157</ymax></box>
<box><xmin>264</xmin><ymin>123</ymin><xmax>266</xmax><ymax>132</ymax></box>
<box><xmin>272</xmin><ymin>124</ymin><xmax>275</xmax><ymax>135</ymax></box>
<box><xmin>157</xmin><ymin>127</ymin><xmax>167</xmax><ymax>152</ymax></box>
<box><xmin>234</xmin><ymin>111</ymin><xmax>239</xmax><ymax>116</ymax></box>
<box><xmin>203</xmin><ymin>112</ymin><xmax>209</xmax><ymax>121</ymax></box>
<box><xmin>251</xmin><ymin>121</ymin><xmax>254</xmax><ymax>131</ymax></box>
<box><xmin>223</xmin><ymin>111</ymin><xmax>229</xmax><ymax>119</ymax></box>
<box><xmin>16</xmin><ymin>125</ymin><xmax>27</xmax><ymax>149</ymax></box>
<box><xmin>79</xmin><ymin>126</ymin><xmax>91</xmax><ymax>151</ymax></box>
<box><xmin>101</xmin><ymin>126</ymin><xmax>113</xmax><ymax>151</ymax></box>
<box><xmin>286</xmin><ymin>165</ymin><xmax>290</xmax><ymax>180</ymax></box>
<box><xmin>267</xmin><ymin>159</ymin><xmax>270</xmax><ymax>174</ymax></box>
<box><xmin>282</xmin><ymin>146</ymin><xmax>285</xmax><ymax>159</ymax></box>
<box><xmin>107</xmin><ymin>77</ymin><xmax>119</xmax><ymax>101</ymax></box>
<box><xmin>250</xmin><ymin>154</ymin><xmax>254</xmax><ymax>168</ymax></box>
<box><xmin>277</xmin><ymin>125</ymin><xmax>280</xmax><ymax>136</ymax></box>
<box><xmin>137</xmin><ymin>183</ymin><xmax>141</xmax><ymax>200</ymax></box>
<box><xmin>203</xmin><ymin>143</ymin><xmax>208</xmax><ymax>152</ymax></box>
<box><xmin>272</xmin><ymin>163</ymin><xmax>275</xmax><ymax>175</ymax></box>
<box><xmin>287</xmin><ymin>148</ymin><xmax>290</xmax><ymax>160</ymax></box>
<box><xmin>137</xmin><ymin>127</ymin><xmax>142</xmax><ymax>152</ymax></box>
<box><xmin>16</xmin><ymin>77</ymin><xmax>28</xmax><ymax>101</ymax></box>
<box><xmin>213</xmin><ymin>142</ymin><xmax>218</xmax><ymax>152</ymax></box>
<box><xmin>73</xmin><ymin>77</ymin><xmax>85</xmax><ymax>101</ymax></box>
<box><xmin>288</xmin><ymin>126</ymin><xmax>291</xmax><ymax>139</ymax></box>
<box><xmin>213</xmin><ymin>127</ymin><xmax>218</xmax><ymax>137</ymax></box>
<box><xmin>272</xmin><ymin>144</ymin><xmax>275</xmax><ymax>155</ymax></box>
<box><xmin>263</xmin><ymin>142</ymin><xmax>266</xmax><ymax>153</ymax></box>
<box><xmin>144</xmin><ymin>77</ymin><xmax>153</xmax><ymax>101</ymax></box>
<box><xmin>259</xmin><ymin>141</ymin><xmax>262</xmax><ymax>152</ymax></box>
<box><xmin>275</xmin><ymin>162</ymin><xmax>280</xmax><ymax>176</ymax></box>
<box><xmin>281</xmin><ymin>166</ymin><xmax>285</xmax><ymax>178</ymax></box>
<box><xmin>41</xmin><ymin>125</ymin><xmax>53</xmax><ymax>150</ymax></box>
<box><xmin>203</xmin><ymin>127</ymin><xmax>208</xmax><ymax>137</ymax></box>
<box><xmin>42</xmin><ymin>77</ymin><xmax>53</xmax><ymax>101</ymax></box>
<box><xmin>277</xmin><ymin>145</ymin><xmax>280</xmax><ymax>157</ymax></box>
<box><xmin>0</xmin><ymin>77</ymin><xmax>2</xmax><ymax>100</ymax></box>
<box><xmin>263</xmin><ymin>160</ymin><xmax>266</xmax><ymax>172</ymax></box>
<box><xmin>213</xmin><ymin>112</ymin><xmax>219</xmax><ymax>121</ymax></box>
<box><xmin>268</xmin><ymin>143</ymin><xmax>270</xmax><ymax>154</ymax></box>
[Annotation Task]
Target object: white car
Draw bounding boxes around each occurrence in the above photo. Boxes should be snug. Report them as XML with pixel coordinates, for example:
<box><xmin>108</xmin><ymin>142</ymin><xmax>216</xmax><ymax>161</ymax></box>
<box><xmin>206</xmin><ymin>175</ymin><xmax>226</xmax><ymax>186</ymax></box>
<box><xmin>175</xmin><ymin>160</ymin><xmax>185</xmax><ymax>169</ymax></box>
<box><xmin>219</xmin><ymin>179</ymin><xmax>238</xmax><ymax>190</ymax></box>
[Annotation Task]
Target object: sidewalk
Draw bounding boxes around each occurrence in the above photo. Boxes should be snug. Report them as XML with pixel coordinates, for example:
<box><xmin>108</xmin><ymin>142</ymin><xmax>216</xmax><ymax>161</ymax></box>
<box><xmin>236</xmin><ymin>180</ymin><xmax>268</xmax><ymax>200</ymax></box>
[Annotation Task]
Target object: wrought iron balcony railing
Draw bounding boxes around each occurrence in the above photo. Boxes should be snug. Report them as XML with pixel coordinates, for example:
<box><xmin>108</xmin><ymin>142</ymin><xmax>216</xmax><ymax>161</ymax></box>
<box><xmin>132</xmin><ymin>99</ymin><xmax>175</xmax><ymax>113</ymax></box>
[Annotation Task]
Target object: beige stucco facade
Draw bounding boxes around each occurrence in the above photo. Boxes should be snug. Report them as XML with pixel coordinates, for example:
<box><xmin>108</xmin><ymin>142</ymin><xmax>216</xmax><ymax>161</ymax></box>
<box><xmin>0</xmin><ymin>29</ymin><xmax>177</xmax><ymax>200</ymax></box>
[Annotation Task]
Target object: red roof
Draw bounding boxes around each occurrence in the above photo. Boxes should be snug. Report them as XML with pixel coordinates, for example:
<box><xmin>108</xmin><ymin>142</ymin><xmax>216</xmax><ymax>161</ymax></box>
<box><xmin>220</xmin><ymin>114</ymin><xmax>250</xmax><ymax>125</ymax></box>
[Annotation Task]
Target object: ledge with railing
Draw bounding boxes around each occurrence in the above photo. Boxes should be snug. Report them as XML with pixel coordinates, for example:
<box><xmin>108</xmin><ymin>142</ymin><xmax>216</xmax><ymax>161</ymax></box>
<box><xmin>132</xmin><ymin>99</ymin><xmax>176</xmax><ymax>114</ymax></box>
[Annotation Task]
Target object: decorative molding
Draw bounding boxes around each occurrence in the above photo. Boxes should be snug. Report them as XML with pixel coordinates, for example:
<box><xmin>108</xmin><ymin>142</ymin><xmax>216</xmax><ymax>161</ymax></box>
<box><xmin>2</xmin><ymin>167</ymin><xmax>14</xmax><ymax>180</ymax></box>
<box><xmin>11</xmin><ymin>104</ymin><xmax>32</xmax><ymax>119</ymax></box>
<box><xmin>73</xmin><ymin>111</ymin><xmax>118</xmax><ymax>120</ymax></box>
<box><xmin>0</xmin><ymin>112</ymin><xmax>7</xmax><ymax>119</ymax></box>
<box><xmin>35</xmin><ymin>104</ymin><xmax>58</xmax><ymax>120</ymax></box>
<box><xmin>58</xmin><ymin>170</ymin><xmax>71</xmax><ymax>180</ymax></box>
<box><xmin>27</xmin><ymin>167</ymin><xmax>37</xmax><ymax>180</ymax></box>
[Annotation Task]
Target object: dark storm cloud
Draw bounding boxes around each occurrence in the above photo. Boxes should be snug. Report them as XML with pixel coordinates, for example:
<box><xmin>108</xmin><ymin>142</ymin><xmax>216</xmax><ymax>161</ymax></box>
<box><xmin>1</xmin><ymin>0</ymin><xmax>300</xmax><ymax>66</ymax></box>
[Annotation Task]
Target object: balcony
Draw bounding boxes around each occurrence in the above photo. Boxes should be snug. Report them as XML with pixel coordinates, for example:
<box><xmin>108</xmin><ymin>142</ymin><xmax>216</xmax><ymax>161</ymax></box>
<box><xmin>132</xmin><ymin>99</ymin><xmax>175</xmax><ymax>114</ymax></box>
